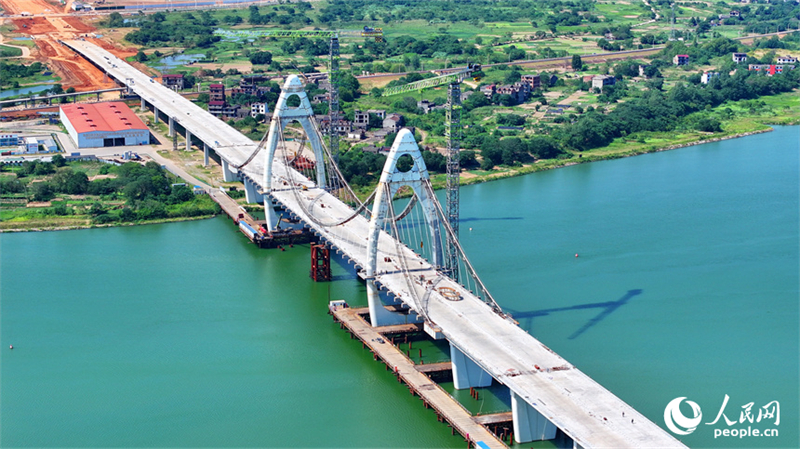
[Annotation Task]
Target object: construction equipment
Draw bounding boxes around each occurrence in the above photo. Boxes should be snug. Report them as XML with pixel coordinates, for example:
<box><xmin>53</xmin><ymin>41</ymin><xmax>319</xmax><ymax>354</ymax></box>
<box><xmin>215</xmin><ymin>27</ymin><xmax>384</xmax><ymax>162</ymax></box>
<box><xmin>381</xmin><ymin>63</ymin><xmax>482</xmax><ymax>281</ymax></box>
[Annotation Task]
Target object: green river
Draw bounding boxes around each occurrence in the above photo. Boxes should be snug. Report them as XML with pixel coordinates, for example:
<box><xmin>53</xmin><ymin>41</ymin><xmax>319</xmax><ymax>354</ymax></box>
<box><xmin>2</xmin><ymin>126</ymin><xmax>797</xmax><ymax>448</ymax></box>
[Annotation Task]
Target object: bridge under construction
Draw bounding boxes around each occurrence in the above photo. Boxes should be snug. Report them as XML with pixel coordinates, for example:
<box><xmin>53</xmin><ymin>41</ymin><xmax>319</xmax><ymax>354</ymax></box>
<box><xmin>61</xmin><ymin>39</ymin><xmax>685</xmax><ymax>449</ymax></box>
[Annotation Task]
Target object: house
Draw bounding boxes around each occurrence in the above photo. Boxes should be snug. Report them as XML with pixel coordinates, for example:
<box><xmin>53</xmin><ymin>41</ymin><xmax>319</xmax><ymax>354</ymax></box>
<box><xmin>520</xmin><ymin>74</ymin><xmax>541</xmax><ymax>90</ymax></box>
<box><xmin>367</xmin><ymin>109</ymin><xmax>386</xmax><ymax>120</ymax></box>
<box><xmin>777</xmin><ymin>55</ymin><xmax>797</xmax><ymax>65</ymax></box>
<box><xmin>251</xmin><ymin>103</ymin><xmax>268</xmax><ymax>118</ymax></box>
<box><xmin>732</xmin><ymin>53</ymin><xmax>748</xmax><ymax>63</ymax></box>
<box><xmin>208</xmin><ymin>100</ymin><xmax>225</xmax><ymax>116</ymax></box>
<box><xmin>748</xmin><ymin>64</ymin><xmax>796</xmax><ymax>76</ymax></box>
<box><xmin>638</xmin><ymin>65</ymin><xmax>650</xmax><ymax>77</ymax></box>
<box><xmin>495</xmin><ymin>83</ymin><xmax>528</xmax><ymax>103</ymax></box>
<box><xmin>346</xmin><ymin>130</ymin><xmax>365</xmax><ymax>140</ymax></box>
<box><xmin>318</xmin><ymin>117</ymin><xmax>353</xmax><ymax>134</ymax></box>
<box><xmin>581</xmin><ymin>75</ymin><xmax>594</xmax><ymax>84</ymax></box>
<box><xmin>417</xmin><ymin>99</ymin><xmax>435</xmax><ymax>114</ymax></box>
<box><xmin>548</xmin><ymin>74</ymin><xmax>558</xmax><ymax>87</ymax></box>
<box><xmin>209</xmin><ymin>84</ymin><xmax>225</xmax><ymax>102</ymax></box>
<box><xmin>673</xmin><ymin>54</ymin><xmax>690</xmax><ymax>66</ymax></box>
<box><xmin>353</xmin><ymin>109</ymin><xmax>369</xmax><ymax>129</ymax></box>
<box><xmin>591</xmin><ymin>75</ymin><xmax>616</xmax><ymax>91</ymax></box>
<box><xmin>311</xmin><ymin>93</ymin><xmax>329</xmax><ymax>104</ymax></box>
<box><xmin>479</xmin><ymin>84</ymin><xmax>496</xmax><ymax>98</ymax></box>
<box><xmin>382</xmin><ymin>113</ymin><xmax>404</xmax><ymax>131</ymax></box>
<box><xmin>161</xmin><ymin>74</ymin><xmax>184</xmax><ymax>91</ymax></box>
<box><xmin>701</xmin><ymin>72</ymin><xmax>720</xmax><ymax>84</ymax></box>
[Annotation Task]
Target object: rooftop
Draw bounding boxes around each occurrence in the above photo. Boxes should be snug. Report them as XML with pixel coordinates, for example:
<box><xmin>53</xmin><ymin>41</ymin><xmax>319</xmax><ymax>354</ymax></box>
<box><xmin>61</xmin><ymin>102</ymin><xmax>147</xmax><ymax>134</ymax></box>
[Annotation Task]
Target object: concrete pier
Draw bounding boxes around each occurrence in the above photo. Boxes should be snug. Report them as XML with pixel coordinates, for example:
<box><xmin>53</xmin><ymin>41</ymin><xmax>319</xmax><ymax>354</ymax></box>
<box><xmin>203</xmin><ymin>143</ymin><xmax>209</xmax><ymax>166</ymax></box>
<box><xmin>451</xmin><ymin>345</ymin><xmax>493</xmax><ymax>390</ymax></box>
<box><xmin>186</xmin><ymin>130</ymin><xmax>192</xmax><ymax>151</ymax></box>
<box><xmin>222</xmin><ymin>159</ymin><xmax>238</xmax><ymax>182</ymax></box>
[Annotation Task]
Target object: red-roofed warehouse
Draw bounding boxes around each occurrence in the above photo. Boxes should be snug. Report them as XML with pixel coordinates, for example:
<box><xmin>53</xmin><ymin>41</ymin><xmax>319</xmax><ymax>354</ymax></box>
<box><xmin>60</xmin><ymin>102</ymin><xmax>150</xmax><ymax>148</ymax></box>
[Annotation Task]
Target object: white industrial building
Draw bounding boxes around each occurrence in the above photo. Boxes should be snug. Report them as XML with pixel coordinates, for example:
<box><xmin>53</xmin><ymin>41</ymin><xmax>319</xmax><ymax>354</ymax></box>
<box><xmin>60</xmin><ymin>102</ymin><xmax>149</xmax><ymax>148</ymax></box>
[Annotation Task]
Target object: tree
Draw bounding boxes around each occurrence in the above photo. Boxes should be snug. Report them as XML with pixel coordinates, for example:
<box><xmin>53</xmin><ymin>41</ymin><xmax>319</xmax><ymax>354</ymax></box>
<box><xmin>30</xmin><ymin>182</ymin><xmax>54</xmax><ymax>202</ymax></box>
<box><xmin>571</xmin><ymin>54</ymin><xmax>583</xmax><ymax>71</ymax></box>
<box><xmin>135</xmin><ymin>50</ymin><xmax>148</xmax><ymax>62</ymax></box>
<box><xmin>51</xmin><ymin>154</ymin><xmax>66</xmax><ymax>167</ymax></box>
<box><xmin>249</xmin><ymin>51</ymin><xmax>273</xmax><ymax>65</ymax></box>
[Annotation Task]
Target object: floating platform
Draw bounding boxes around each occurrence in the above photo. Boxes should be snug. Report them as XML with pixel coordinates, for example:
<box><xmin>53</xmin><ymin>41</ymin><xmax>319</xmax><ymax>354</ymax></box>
<box><xmin>329</xmin><ymin>302</ymin><xmax>508</xmax><ymax>449</ymax></box>
<box><xmin>209</xmin><ymin>189</ymin><xmax>312</xmax><ymax>248</ymax></box>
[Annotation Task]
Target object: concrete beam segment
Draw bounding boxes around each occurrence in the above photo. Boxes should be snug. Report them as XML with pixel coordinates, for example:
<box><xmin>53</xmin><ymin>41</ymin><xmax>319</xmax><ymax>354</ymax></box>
<box><xmin>450</xmin><ymin>344</ymin><xmax>492</xmax><ymax>390</ymax></box>
<box><xmin>186</xmin><ymin>130</ymin><xmax>192</xmax><ymax>151</ymax></box>
<box><xmin>263</xmin><ymin>75</ymin><xmax>327</xmax><ymax>195</ymax></box>
<box><xmin>243</xmin><ymin>177</ymin><xmax>264</xmax><ymax>204</ymax></box>
<box><xmin>511</xmin><ymin>391</ymin><xmax>557</xmax><ymax>443</ymax></box>
<box><xmin>221</xmin><ymin>159</ymin><xmax>238</xmax><ymax>182</ymax></box>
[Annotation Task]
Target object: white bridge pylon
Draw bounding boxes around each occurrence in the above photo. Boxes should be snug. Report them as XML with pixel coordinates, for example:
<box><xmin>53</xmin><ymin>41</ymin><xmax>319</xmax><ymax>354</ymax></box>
<box><xmin>366</xmin><ymin>129</ymin><xmax>443</xmax><ymax>326</ymax></box>
<box><xmin>262</xmin><ymin>75</ymin><xmax>327</xmax><ymax>230</ymax></box>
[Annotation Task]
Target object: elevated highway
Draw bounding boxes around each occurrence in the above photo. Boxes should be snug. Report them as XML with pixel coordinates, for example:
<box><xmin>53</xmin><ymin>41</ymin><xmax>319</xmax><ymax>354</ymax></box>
<box><xmin>62</xmin><ymin>39</ymin><xmax>685</xmax><ymax>449</ymax></box>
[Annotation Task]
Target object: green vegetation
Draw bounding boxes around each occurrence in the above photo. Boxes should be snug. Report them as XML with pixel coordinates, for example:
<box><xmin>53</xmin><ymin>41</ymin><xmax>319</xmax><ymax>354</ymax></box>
<box><xmin>0</xmin><ymin>159</ymin><xmax>220</xmax><ymax>231</ymax></box>
<box><xmin>0</xmin><ymin>61</ymin><xmax>47</xmax><ymax>89</ymax></box>
<box><xmin>0</xmin><ymin>45</ymin><xmax>23</xmax><ymax>57</ymax></box>
<box><xmin>92</xmin><ymin>0</ymin><xmax>798</xmax><ymax>194</ymax></box>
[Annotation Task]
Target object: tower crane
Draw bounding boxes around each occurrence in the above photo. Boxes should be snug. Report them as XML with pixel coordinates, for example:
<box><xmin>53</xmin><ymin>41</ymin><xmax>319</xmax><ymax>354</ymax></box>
<box><xmin>214</xmin><ymin>27</ymin><xmax>383</xmax><ymax>162</ymax></box>
<box><xmin>381</xmin><ymin>63</ymin><xmax>482</xmax><ymax>281</ymax></box>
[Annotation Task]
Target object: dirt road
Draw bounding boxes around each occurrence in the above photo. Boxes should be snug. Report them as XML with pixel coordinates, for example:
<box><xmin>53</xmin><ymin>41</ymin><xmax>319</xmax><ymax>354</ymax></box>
<box><xmin>2</xmin><ymin>0</ymin><xmax>136</xmax><ymax>91</ymax></box>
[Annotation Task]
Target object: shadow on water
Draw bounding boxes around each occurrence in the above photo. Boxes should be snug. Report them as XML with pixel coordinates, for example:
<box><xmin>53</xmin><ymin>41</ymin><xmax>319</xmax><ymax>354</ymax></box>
<box><xmin>505</xmin><ymin>289</ymin><xmax>643</xmax><ymax>339</ymax></box>
<box><xmin>460</xmin><ymin>216</ymin><xmax>524</xmax><ymax>223</ymax></box>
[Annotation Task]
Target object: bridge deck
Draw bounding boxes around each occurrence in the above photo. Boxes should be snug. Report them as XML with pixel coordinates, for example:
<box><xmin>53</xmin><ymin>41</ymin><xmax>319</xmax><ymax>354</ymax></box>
<box><xmin>63</xmin><ymin>39</ymin><xmax>686</xmax><ymax>449</ymax></box>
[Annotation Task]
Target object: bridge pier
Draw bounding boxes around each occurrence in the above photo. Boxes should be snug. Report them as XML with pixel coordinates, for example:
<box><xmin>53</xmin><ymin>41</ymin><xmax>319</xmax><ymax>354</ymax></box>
<box><xmin>221</xmin><ymin>159</ymin><xmax>238</xmax><ymax>182</ymax></box>
<box><xmin>153</xmin><ymin>107</ymin><xmax>159</xmax><ymax>124</ymax></box>
<box><xmin>264</xmin><ymin>195</ymin><xmax>280</xmax><ymax>230</ymax></box>
<box><xmin>243</xmin><ymin>177</ymin><xmax>264</xmax><ymax>204</ymax></box>
<box><xmin>186</xmin><ymin>130</ymin><xmax>192</xmax><ymax>151</ymax></box>
<box><xmin>203</xmin><ymin>143</ymin><xmax>209</xmax><ymax>166</ymax></box>
<box><xmin>450</xmin><ymin>344</ymin><xmax>492</xmax><ymax>389</ymax></box>
<box><xmin>511</xmin><ymin>391</ymin><xmax>558</xmax><ymax>444</ymax></box>
<box><xmin>141</xmin><ymin>97</ymin><xmax>146</xmax><ymax>111</ymax></box>
<box><xmin>168</xmin><ymin>116</ymin><xmax>175</xmax><ymax>137</ymax></box>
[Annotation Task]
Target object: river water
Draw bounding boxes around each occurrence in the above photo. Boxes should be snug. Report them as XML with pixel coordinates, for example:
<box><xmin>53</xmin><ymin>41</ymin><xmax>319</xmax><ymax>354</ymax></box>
<box><xmin>2</xmin><ymin>126</ymin><xmax>798</xmax><ymax>448</ymax></box>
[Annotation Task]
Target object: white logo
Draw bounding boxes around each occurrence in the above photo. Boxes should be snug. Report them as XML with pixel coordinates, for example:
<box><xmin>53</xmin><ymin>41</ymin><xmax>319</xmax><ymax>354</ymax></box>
<box><xmin>665</xmin><ymin>397</ymin><xmax>703</xmax><ymax>435</ymax></box>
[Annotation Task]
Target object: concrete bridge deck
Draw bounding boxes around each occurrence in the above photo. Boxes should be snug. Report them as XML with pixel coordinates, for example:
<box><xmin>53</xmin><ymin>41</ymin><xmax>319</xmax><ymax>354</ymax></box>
<box><xmin>62</xmin><ymin>39</ymin><xmax>685</xmax><ymax>449</ymax></box>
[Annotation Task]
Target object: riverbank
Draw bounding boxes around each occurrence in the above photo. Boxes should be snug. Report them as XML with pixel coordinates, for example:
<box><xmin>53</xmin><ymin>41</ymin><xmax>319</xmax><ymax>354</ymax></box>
<box><xmin>0</xmin><ymin>214</ymin><xmax>218</xmax><ymax>233</ymax></box>
<box><xmin>447</xmin><ymin>127</ymin><xmax>776</xmax><ymax>190</ymax></box>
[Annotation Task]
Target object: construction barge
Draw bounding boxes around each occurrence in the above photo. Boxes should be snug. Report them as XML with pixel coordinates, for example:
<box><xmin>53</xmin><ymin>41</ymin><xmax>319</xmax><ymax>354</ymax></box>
<box><xmin>209</xmin><ymin>189</ymin><xmax>312</xmax><ymax>249</ymax></box>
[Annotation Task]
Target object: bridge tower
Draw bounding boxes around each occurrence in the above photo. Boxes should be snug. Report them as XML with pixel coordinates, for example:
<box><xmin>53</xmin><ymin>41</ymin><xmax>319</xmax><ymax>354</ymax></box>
<box><xmin>365</xmin><ymin>129</ymin><xmax>443</xmax><ymax>326</ymax></box>
<box><xmin>262</xmin><ymin>75</ymin><xmax>329</xmax><ymax>230</ymax></box>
